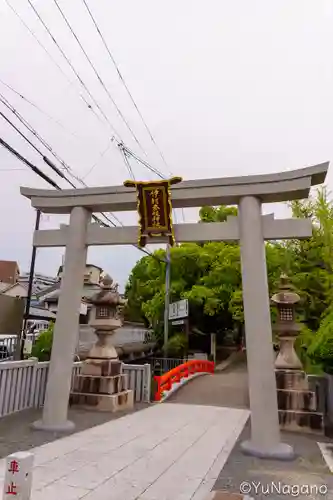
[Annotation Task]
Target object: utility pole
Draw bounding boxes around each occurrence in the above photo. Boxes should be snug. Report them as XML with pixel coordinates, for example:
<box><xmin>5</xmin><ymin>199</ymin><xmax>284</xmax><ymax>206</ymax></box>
<box><xmin>17</xmin><ymin>209</ymin><xmax>41</xmax><ymax>360</ymax></box>
<box><xmin>163</xmin><ymin>244</ymin><xmax>171</xmax><ymax>367</ymax></box>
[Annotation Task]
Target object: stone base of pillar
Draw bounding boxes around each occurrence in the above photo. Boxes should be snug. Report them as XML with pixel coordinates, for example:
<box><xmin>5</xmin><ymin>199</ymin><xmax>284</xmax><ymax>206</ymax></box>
<box><xmin>69</xmin><ymin>360</ymin><xmax>134</xmax><ymax>414</ymax></box>
<box><xmin>276</xmin><ymin>369</ymin><xmax>324</xmax><ymax>434</ymax></box>
<box><xmin>240</xmin><ymin>439</ymin><xmax>295</xmax><ymax>461</ymax></box>
<box><xmin>31</xmin><ymin>419</ymin><xmax>75</xmax><ymax>433</ymax></box>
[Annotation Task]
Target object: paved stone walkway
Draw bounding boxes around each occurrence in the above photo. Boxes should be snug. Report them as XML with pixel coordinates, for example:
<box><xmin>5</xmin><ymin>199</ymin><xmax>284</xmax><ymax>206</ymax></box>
<box><xmin>0</xmin><ymin>404</ymin><xmax>148</xmax><ymax>459</ymax></box>
<box><xmin>167</xmin><ymin>363</ymin><xmax>249</xmax><ymax>409</ymax></box>
<box><xmin>0</xmin><ymin>404</ymin><xmax>249</xmax><ymax>500</ymax></box>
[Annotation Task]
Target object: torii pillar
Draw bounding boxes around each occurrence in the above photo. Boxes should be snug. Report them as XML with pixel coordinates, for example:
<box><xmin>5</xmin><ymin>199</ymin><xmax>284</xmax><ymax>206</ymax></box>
<box><xmin>238</xmin><ymin>196</ymin><xmax>290</xmax><ymax>458</ymax></box>
<box><xmin>32</xmin><ymin>207</ymin><xmax>91</xmax><ymax>432</ymax></box>
<box><xmin>20</xmin><ymin>162</ymin><xmax>329</xmax><ymax>461</ymax></box>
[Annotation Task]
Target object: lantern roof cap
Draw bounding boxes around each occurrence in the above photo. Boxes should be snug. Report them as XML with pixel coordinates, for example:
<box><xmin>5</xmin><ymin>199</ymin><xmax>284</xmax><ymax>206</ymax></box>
<box><xmin>89</xmin><ymin>274</ymin><xmax>126</xmax><ymax>306</ymax></box>
<box><xmin>271</xmin><ymin>273</ymin><xmax>300</xmax><ymax>305</ymax></box>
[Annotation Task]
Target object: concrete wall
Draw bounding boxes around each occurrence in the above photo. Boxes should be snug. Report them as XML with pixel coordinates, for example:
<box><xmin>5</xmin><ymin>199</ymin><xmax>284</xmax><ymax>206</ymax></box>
<box><xmin>0</xmin><ymin>295</ymin><xmax>25</xmax><ymax>334</ymax></box>
<box><xmin>84</xmin><ymin>265</ymin><xmax>100</xmax><ymax>285</ymax></box>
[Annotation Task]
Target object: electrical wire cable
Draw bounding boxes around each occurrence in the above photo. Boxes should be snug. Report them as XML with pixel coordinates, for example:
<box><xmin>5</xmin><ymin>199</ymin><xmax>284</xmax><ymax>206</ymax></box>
<box><xmin>81</xmin><ymin>0</ymin><xmax>173</xmax><ymax>175</ymax></box>
<box><xmin>0</xmin><ymin>77</ymin><xmax>85</xmax><ymax>141</ymax></box>
<box><xmin>3</xmin><ymin>0</ymin><xmax>99</xmax><ymax>120</ymax></box>
<box><xmin>0</xmin><ymin>92</ymin><xmax>83</xmax><ymax>184</ymax></box>
<box><xmin>82</xmin><ymin>139</ymin><xmax>114</xmax><ymax>180</ymax></box>
<box><xmin>119</xmin><ymin>143</ymin><xmax>165</xmax><ymax>179</ymax></box>
<box><xmin>121</xmin><ymin>149</ymin><xmax>135</xmax><ymax>181</ymax></box>
<box><xmin>0</xmin><ymin>99</ymin><xmax>121</xmax><ymax>226</ymax></box>
<box><xmin>0</xmin><ymin>136</ymin><xmax>165</xmax><ymax>262</ymax></box>
<box><xmin>6</xmin><ymin>0</ymin><xmax>184</xmax><ymax>225</ymax></box>
<box><xmin>0</xmin><ymin>137</ymin><xmax>60</xmax><ymax>189</ymax></box>
<box><xmin>79</xmin><ymin>0</ymin><xmax>185</xmax><ymax>225</ymax></box>
<box><xmin>26</xmin><ymin>0</ymin><xmax>120</xmax><ymax>139</ymax></box>
<box><xmin>52</xmin><ymin>0</ymin><xmax>146</xmax><ymax>156</ymax></box>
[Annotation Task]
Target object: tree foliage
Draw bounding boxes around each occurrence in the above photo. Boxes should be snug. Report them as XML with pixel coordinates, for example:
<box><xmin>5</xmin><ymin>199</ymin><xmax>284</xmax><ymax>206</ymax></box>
<box><xmin>31</xmin><ymin>322</ymin><xmax>54</xmax><ymax>361</ymax></box>
<box><xmin>125</xmin><ymin>188</ymin><xmax>333</xmax><ymax>369</ymax></box>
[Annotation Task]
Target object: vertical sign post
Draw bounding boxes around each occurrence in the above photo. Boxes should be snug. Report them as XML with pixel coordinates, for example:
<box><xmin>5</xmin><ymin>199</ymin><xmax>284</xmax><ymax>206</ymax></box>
<box><xmin>210</xmin><ymin>333</ymin><xmax>216</xmax><ymax>364</ymax></box>
<box><xmin>123</xmin><ymin>176</ymin><xmax>182</xmax><ymax>247</ymax></box>
<box><xmin>4</xmin><ymin>452</ymin><xmax>34</xmax><ymax>499</ymax></box>
<box><xmin>124</xmin><ymin>176</ymin><xmax>182</xmax><ymax>373</ymax></box>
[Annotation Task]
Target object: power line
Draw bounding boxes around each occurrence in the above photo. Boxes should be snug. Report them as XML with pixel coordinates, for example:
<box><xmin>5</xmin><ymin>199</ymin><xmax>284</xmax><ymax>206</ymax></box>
<box><xmin>80</xmin><ymin>0</ymin><xmax>185</xmax><ymax>226</ymax></box>
<box><xmin>120</xmin><ymin>143</ymin><xmax>165</xmax><ymax>179</ymax></box>
<box><xmin>0</xmin><ymin>78</ymin><xmax>84</xmax><ymax>141</ymax></box>
<box><xmin>0</xmin><ymin>109</ymin><xmax>78</xmax><ymax>187</ymax></box>
<box><xmin>3</xmin><ymin>0</ymin><xmax>97</xmax><ymax>118</ymax></box>
<box><xmin>25</xmin><ymin>0</ymin><xmax>120</xmax><ymax>138</ymax></box>
<box><xmin>0</xmin><ymin>92</ymin><xmax>83</xmax><ymax>185</ymax></box>
<box><xmin>5</xmin><ymin>0</ymin><xmax>184</xmax><ymax>224</ymax></box>
<box><xmin>0</xmin><ymin>135</ymin><xmax>114</xmax><ymax>230</ymax></box>
<box><xmin>0</xmin><ymin>136</ymin><xmax>164</xmax><ymax>263</ymax></box>
<box><xmin>0</xmin><ymin>137</ymin><xmax>60</xmax><ymax>189</ymax></box>
<box><xmin>121</xmin><ymin>149</ymin><xmax>135</xmax><ymax>181</ymax></box>
<box><xmin>82</xmin><ymin>140</ymin><xmax>114</xmax><ymax>180</ymax></box>
<box><xmin>0</xmin><ymin>110</ymin><xmax>44</xmax><ymax>158</ymax></box>
<box><xmin>81</xmin><ymin>0</ymin><xmax>173</xmax><ymax>175</ymax></box>
<box><xmin>52</xmin><ymin>0</ymin><xmax>146</xmax><ymax>155</ymax></box>
<box><xmin>0</xmin><ymin>95</ymin><xmax>121</xmax><ymax>226</ymax></box>
<box><xmin>119</xmin><ymin>143</ymin><xmax>181</xmax><ymax>225</ymax></box>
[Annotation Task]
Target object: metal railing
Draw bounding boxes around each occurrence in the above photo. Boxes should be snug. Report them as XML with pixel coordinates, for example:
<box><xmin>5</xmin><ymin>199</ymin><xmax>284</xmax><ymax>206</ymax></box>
<box><xmin>150</xmin><ymin>357</ymin><xmax>188</xmax><ymax>375</ymax></box>
<box><xmin>0</xmin><ymin>334</ymin><xmax>38</xmax><ymax>362</ymax></box>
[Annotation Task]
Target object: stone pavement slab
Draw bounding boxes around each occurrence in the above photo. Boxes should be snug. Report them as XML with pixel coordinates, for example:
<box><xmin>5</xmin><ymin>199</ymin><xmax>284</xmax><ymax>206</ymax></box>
<box><xmin>167</xmin><ymin>364</ymin><xmax>249</xmax><ymax>409</ymax></box>
<box><xmin>214</xmin><ymin>422</ymin><xmax>333</xmax><ymax>499</ymax></box>
<box><xmin>0</xmin><ymin>404</ymin><xmax>249</xmax><ymax>500</ymax></box>
<box><xmin>0</xmin><ymin>404</ymin><xmax>148</xmax><ymax>459</ymax></box>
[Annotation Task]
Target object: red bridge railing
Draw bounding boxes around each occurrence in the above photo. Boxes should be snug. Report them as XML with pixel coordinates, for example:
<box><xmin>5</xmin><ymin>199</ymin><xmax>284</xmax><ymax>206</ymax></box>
<box><xmin>154</xmin><ymin>359</ymin><xmax>215</xmax><ymax>401</ymax></box>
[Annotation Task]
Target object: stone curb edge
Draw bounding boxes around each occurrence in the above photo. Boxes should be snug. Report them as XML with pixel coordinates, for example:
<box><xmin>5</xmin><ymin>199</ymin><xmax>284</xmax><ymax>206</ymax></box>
<box><xmin>205</xmin><ymin>493</ymin><xmax>254</xmax><ymax>500</ymax></box>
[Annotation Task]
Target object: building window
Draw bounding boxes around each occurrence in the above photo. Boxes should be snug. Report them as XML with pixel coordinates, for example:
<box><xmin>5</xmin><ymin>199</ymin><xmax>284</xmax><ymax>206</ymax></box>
<box><xmin>96</xmin><ymin>306</ymin><xmax>110</xmax><ymax>319</ymax></box>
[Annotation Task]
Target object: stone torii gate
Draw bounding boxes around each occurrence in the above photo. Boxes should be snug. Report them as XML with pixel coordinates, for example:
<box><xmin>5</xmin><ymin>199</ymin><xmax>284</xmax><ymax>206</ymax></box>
<box><xmin>21</xmin><ymin>162</ymin><xmax>328</xmax><ymax>460</ymax></box>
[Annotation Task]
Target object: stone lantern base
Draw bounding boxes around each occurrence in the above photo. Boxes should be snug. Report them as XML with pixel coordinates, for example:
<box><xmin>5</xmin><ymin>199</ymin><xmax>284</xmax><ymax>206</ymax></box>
<box><xmin>276</xmin><ymin>369</ymin><xmax>323</xmax><ymax>434</ymax></box>
<box><xmin>70</xmin><ymin>358</ymin><xmax>134</xmax><ymax>413</ymax></box>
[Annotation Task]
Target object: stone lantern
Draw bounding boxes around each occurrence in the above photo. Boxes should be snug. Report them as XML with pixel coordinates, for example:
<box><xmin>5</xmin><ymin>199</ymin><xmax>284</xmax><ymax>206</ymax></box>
<box><xmin>86</xmin><ymin>274</ymin><xmax>126</xmax><ymax>367</ymax></box>
<box><xmin>271</xmin><ymin>274</ymin><xmax>302</xmax><ymax>370</ymax></box>
<box><xmin>272</xmin><ymin>274</ymin><xmax>324</xmax><ymax>434</ymax></box>
<box><xmin>70</xmin><ymin>275</ymin><xmax>134</xmax><ymax>412</ymax></box>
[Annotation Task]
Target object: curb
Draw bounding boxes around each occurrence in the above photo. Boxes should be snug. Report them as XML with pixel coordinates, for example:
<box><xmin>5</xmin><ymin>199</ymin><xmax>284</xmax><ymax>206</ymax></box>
<box><xmin>206</xmin><ymin>493</ymin><xmax>254</xmax><ymax>500</ymax></box>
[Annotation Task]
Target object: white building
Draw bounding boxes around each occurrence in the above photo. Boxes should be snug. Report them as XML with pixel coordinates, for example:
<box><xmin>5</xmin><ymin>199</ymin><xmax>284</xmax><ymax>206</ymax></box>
<box><xmin>38</xmin><ymin>264</ymin><xmax>104</xmax><ymax>322</ymax></box>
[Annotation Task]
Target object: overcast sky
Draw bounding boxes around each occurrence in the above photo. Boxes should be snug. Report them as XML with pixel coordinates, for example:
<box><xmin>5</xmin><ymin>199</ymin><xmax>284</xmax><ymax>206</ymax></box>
<box><xmin>0</xmin><ymin>0</ymin><xmax>332</xmax><ymax>291</ymax></box>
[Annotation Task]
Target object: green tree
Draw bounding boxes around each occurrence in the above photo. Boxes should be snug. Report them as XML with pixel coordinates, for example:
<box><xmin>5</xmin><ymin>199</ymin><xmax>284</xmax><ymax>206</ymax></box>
<box><xmin>31</xmin><ymin>323</ymin><xmax>54</xmax><ymax>361</ymax></box>
<box><xmin>125</xmin><ymin>205</ymin><xmax>288</xmax><ymax>347</ymax></box>
<box><xmin>199</xmin><ymin>205</ymin><xmax>238</xmax><ymax>223</ymax></box>
<box><xmin>287</xmin><ymin>187</ymin><xmax>333</xmax><ymax>331</ymax></box>
<box><xmin>126</xmin><ymin>193</ymin><xmax>333</xmax><ymax>365</ymax></box>
<box><xmin>307</xmin><ymin>310</ymin><xmax>333</xmax><ymax>374</ymax></box>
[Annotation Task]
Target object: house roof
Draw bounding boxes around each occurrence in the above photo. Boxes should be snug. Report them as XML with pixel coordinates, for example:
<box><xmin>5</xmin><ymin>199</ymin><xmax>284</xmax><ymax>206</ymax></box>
<box><xmin>39</xmin><ymin>283</ymin><xmax>102</xmax><ymax>302</ymax></box>
<box><xmin>35</xmin><ymin>281</ymin><xmax>60</xmax><ymax>299</ymax></box>
<box><xmin>57</xmin><ymin>263</ymin><xmax>103</xmax><ymax>276</ymax></box>
<box><xmin>0</xmin><ymin>282</ymin><xmax>26</xmax><ymax>295</ymax></box>
<box><xmin>0</xmin><ymin>260</ymin><xmax>19</xmax><ymax>285</ymax></box>
<box><xmin>28</xmin><ymin>306</ymin><xmax>56</xmax><ymax>320</ymax></box>
<box><xmin>0</xmin><ymin>281</ymin><xmax>42</xmax><ymax>297</ymax></box>
<box><xmin>0</xmin><ymin>283</ymin><xmax>10</xmax><ymax>292</ymax></box>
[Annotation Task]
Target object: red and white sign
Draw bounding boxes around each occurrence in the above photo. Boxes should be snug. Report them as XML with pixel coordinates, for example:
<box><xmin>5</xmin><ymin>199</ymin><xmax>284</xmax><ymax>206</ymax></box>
<box><xmin>4</xmin><ymin>452</ymin><xmax>34</xmax><ymax>499</ymax></box>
